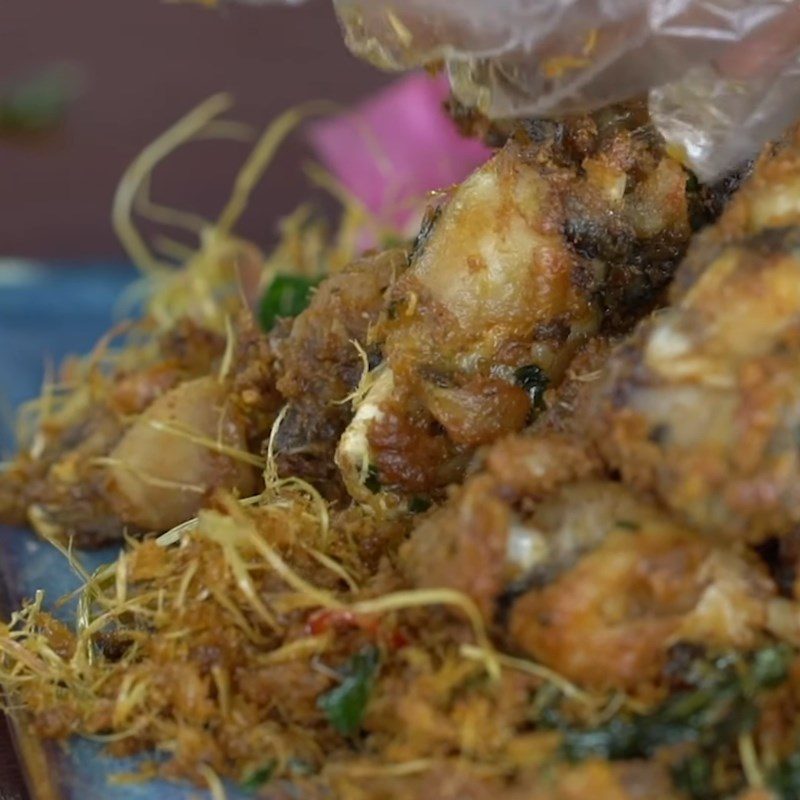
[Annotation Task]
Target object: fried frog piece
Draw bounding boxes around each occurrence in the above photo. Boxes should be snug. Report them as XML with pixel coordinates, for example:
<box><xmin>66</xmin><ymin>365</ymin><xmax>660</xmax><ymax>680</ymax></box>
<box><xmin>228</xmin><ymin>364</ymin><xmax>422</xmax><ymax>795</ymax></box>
<box><xmin>588</xmin><ymin>125</ymin><xmax>800</xmax><ymax>541</ymax></box>
<box><xmin>337</xmin><ymin>103</ymin><xmax>726</xmax><ymax>503</ymax></box>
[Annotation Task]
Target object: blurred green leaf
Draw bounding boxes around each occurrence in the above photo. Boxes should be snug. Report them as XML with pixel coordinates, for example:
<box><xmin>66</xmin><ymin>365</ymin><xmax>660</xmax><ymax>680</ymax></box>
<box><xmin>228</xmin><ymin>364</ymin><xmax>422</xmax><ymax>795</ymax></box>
<box><xmin>258</xmin><ymin>273</ymin><xmax>322</xmax><ymax>331</ymax></box>
<box><xmin>318</xmin><ymin>645</ymin><xmax>380</xmax><ymax>735</ymax></box>
<box><xmin>241</xmin><ymin>760</ymin><xmax>276</xmax><ymax>791</ymax></box>
<box><xmin>0</xmin><ymin>64</ymin><xmax>83</xmax><ymax>136</ymax></box>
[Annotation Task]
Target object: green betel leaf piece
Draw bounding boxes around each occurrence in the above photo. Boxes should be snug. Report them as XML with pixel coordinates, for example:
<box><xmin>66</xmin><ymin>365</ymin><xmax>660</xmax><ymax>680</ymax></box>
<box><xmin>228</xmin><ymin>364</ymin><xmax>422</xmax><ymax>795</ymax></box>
<box><xmin>318</xmin><ymin>645</ymin><xmax>380</xmax><ymax>736</ymax></box>
<box><xmin>258</xmin><ymin>274</ymin><xmax>322</xmax><ymax>331</ymax></box>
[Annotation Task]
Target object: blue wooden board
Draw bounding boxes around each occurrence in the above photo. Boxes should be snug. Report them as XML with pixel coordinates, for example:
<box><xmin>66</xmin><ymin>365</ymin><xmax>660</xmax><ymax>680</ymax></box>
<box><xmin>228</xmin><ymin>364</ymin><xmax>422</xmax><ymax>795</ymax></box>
<box><xmin>0</xmin><ymin>261</ymin><xmax>248</xmax><ymax>800</ymax></box>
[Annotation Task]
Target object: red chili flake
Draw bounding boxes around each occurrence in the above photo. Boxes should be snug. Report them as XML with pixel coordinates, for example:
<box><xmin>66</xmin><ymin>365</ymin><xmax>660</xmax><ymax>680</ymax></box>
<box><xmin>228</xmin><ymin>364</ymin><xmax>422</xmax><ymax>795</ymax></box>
<box><xmin>388</xmin><ymin>628</ymin><xmax>410</xmax><ymax>651</ymax></box>
<box><xmin>307</xmin><ymin>609</ymin><xmax>358</xmax><ymax>636</ymax></box>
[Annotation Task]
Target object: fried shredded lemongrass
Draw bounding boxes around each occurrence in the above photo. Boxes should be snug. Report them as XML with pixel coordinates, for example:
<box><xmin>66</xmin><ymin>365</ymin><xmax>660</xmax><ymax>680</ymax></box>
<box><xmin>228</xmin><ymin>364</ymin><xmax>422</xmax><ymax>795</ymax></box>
<box><xmin>0</xmin><ymin>482</ymin><xmax>575</xmax><ymax>786</ymax></box>
<box><xmin>739</xmin><ymin>731</ymin><xmax>766</xmax><ymax>789</ymax></box>
<box><xmin>324</xmin><ymin>758</ymin><xmax>435</xmax><ymax>777</ymax></box>
<box><xmin>217</xmin><ymin>314</ymin><xmax>236</xmax><ymax>383</ymax></box>
<box><xmin>90</xmin><ymin>457</ymin><xmax>206</xmax><ymax>495</ymax></box>
<box><xmin>112</xmin><ymin>93</ymin><xmax>233</xmax><ymax>274</ymax></box>
<box><xmin>198</xmin><ymin>765</ymin><xmax>228</xmax><ymax>800</ymax></box>
<box><xmin>3</xmin><ymin>338</ymin><xmax>557</xmax><ymax>782</ymax></box>
<box><xmin>119</xmin><ymin>99</ymin><xmax>344</xmax><ymax>335</ymax></box>
<box><xmin>146</xmin><ymin>418</ymin><xmax>266</xmax><ymax>468</ymax></box>
<box><xmin>332</xmin><ymin>339</ymin><xmax>374</xmax><ymax>407</ymax></box>
<box><xmin>458</xmin><ymin>644</ymin><xmax>592</xmax><ymax>707</ymax></box>
<box><xmin>215</xmin><ymin>102</ymin><xmax>337</xmax><ymax>237</ymax></box>
<box><xmin>10</xmin><ymin>92</ymin><xmax>391</xmax><ymax>469</ymax></box>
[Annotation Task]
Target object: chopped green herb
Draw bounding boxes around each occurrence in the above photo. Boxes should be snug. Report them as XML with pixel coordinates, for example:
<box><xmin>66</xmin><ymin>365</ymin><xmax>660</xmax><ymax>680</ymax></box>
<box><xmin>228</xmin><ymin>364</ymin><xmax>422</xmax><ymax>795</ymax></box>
<box><xmin>671</xmin><ymin>754</ymin><xmax>714</xmax><ymax>800</ymax></box>
<box><xmin>318</xmin><ymin>645</ymin><xmax>380</xmax><ymax>735</ymax></box>
<box><xmin>769</xmin><ymin>753</ymin><xmax>800</xmax><ymax>798</ymax></box>
<box><xmin>558</xmin><ymin>645</ymin><xmax>792</xmax><ymax>784</ymax></box>
<box><xmin>408</xmin><ymin>496</ymin><xmax>432</xmax><ymax>513</ymax></box>
<box><xmin>514</xmin><ymin>364</ymin><xmax>549</xmax><ymax>410</ymax></box>
<box><xmin>614</xmin><ymin>519</ymin><xmax>640</xmax><ymax>531</ymax></box>
<box><xmin>258</xmin><ymin>274</ymin><xmax>322</xmax><ymax>331</ymax></box>
<box><xmin>364</xmin><ymin>465</ymin><xmax>381</xmax><ymax>494</ymax></box>
<box><xmin>750</xmin><ymin>643</ymin><xmax>792</xmax><ymax>689</ymax></box>
<box><xmin>242</xmin><ymin>760</ymin><xmax>277</xmax><ymax>791</ymax></box>
<box><xmin>562</xmin><ymin>714</ymin><xmax>694</xmax><ymax>761</ymax></box>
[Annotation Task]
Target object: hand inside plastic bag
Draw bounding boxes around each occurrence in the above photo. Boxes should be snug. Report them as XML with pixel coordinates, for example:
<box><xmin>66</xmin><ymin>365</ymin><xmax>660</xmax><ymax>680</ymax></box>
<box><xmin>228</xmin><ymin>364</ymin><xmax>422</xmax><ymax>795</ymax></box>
<box><xmin>328</xmin><ymin>0</ymin><xmax>800</xmax><ymax>180</ymax></box>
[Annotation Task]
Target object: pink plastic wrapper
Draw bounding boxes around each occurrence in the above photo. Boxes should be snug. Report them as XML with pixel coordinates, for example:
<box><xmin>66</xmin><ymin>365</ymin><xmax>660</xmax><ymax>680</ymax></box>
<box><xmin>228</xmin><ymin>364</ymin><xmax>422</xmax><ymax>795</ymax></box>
<box><xmin>308</xmin><ymin>72</ymin><xmax>491</xmax><ymax>233</ymax></box>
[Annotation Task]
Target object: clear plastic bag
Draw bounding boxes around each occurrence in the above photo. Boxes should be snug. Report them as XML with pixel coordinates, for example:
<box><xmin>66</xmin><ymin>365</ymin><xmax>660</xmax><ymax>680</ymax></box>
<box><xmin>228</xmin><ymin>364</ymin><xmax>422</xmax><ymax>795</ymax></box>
<box><xmin>237</xmin><ymin>0</ymin><xmax>800</xmax><ymax>179</ymax></box>
<box><xmin>329</xmin><ymin>0</ymin><xmax>800</xmax><ymax>179</ymax></box>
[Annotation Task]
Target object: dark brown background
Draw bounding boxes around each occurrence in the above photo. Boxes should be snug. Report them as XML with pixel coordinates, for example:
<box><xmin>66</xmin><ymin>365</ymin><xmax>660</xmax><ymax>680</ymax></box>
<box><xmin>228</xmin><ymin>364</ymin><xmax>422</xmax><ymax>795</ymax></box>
<box><xmin>0</xmin><ymin>0</ymin><xmax>389</xmax><ymax>261</ymax></box>
<box><xmin>0</xmin><ymin>1</ymin><xmax>388</xmax><ymax>795</ymax></box>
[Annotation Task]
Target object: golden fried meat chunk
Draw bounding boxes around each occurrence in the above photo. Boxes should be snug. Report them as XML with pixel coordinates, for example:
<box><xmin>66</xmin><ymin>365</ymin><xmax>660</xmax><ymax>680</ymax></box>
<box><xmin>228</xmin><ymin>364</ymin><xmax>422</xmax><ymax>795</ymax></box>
<box><xmin>589</xmin><ymin>126</ymin><xmax>800</xmax><ymax>541</ymax></box>
<box><xmin>339</xmin><ymin>104</ymin><xmax>713</xmax><ymax>502</ymax></box>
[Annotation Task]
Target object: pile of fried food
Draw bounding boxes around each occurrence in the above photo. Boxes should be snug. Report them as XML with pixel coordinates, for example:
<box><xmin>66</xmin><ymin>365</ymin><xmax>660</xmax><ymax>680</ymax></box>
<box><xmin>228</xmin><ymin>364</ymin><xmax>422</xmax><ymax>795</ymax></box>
<box><xmin>4</xmin><ymin>97</ymin><xmax>800</xmax><ymax>800</ymax></box>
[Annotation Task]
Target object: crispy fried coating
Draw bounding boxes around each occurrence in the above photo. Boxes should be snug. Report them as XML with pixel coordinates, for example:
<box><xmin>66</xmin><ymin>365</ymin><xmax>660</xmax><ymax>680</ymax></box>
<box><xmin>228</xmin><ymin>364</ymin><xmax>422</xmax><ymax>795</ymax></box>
<box><xmin>0</xmin><ymin>250</ymin><xmax>401</xmax><ymax>540</ymax></box>
<box><xmin>401</xmin><ymin>129</ymin><xmax>800</xmax><ymax>697</ymax></box>
<box><xmin>2</xmin><ymin>103</ymin><xmax>740</xmax><ymax>539</ymax></box>
<box><xmin>341</xmin><ymin>103</ymin><xmax>709</xmax><ymax>501</ymax></box>
<box><xmin>6</xmin><ymin>113</ymin><xmax>800</xmax><ymax>800</ymax></box>
<box><xmin>0</xmin><ymin>319</ymin><xmax>228</xmax><ymax>545</ymax></box>
<box><xmin>588</xmin><ymin>125</ymin><xmax>800</xmax><ymax>541</ymax></box>
<box><xmin>270</xmin><ymin>248</ymin><xmax>404</xmax><ymax>499</ymax></box>
<box><xmin>406</xmin><ymin>466</ymin><xmax>786</xmax><ymax>694</ymax></box>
